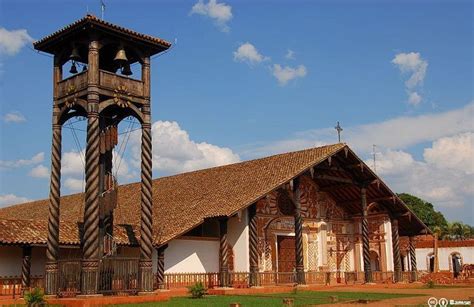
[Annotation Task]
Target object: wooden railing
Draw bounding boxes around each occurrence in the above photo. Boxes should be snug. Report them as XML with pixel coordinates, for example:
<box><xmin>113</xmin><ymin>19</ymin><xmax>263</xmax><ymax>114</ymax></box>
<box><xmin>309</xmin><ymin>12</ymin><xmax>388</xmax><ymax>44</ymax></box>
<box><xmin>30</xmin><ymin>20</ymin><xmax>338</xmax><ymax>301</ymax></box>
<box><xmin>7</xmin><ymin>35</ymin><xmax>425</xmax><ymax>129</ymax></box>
<box><xmin>162</xmin><ymin>272</ymin><xmax>219</xmax><ymax>289</ymax></box>
<box><xmin>0</xmin><ymin>275</ymin><xmax>44</xmax><ymax>298</ymax></box>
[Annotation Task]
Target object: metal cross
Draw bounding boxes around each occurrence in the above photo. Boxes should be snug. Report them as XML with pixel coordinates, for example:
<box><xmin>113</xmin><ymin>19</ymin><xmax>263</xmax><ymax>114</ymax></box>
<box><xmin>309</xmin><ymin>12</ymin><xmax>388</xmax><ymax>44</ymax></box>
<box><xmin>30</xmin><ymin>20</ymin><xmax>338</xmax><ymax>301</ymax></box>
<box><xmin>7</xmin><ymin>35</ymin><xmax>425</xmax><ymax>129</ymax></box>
<box><xmin>335</xmin><ymin>121</ymin><xmax>343</xmax><ymax>143</ymax></box>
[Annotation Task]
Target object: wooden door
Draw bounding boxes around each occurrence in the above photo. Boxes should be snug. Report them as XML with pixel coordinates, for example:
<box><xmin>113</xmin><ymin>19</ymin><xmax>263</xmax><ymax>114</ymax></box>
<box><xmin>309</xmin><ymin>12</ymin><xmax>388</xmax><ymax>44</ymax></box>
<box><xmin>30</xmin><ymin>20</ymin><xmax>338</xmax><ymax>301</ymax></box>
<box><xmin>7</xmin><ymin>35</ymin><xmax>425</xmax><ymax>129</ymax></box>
<box><xmin>277</xmin><ymin>236</ymin><xmax>295</xmax><ymax>272</ymax></box>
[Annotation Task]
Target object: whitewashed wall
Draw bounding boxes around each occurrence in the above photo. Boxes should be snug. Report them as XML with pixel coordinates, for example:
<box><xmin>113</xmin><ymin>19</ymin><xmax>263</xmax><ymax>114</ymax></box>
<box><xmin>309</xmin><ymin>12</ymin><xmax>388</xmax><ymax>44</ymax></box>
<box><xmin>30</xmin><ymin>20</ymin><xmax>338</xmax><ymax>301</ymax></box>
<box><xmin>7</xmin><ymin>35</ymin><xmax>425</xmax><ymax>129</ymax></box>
<box><xmin>384</xmin><ymin>219</ymin><xmax>394</xmax><ymax>271</ymax></box>
<box><xmin>227</xmin><ymin>209</ymin><xmax>249</xmax><ymax>272</ymax></box>
<box><xmin>416</xmin><ymin>246</ymin><xmax>474</xmax><ymax>271</ymax></box>
<box><xmin>161</xmin><ymin>239</ymin><xmax>219</xmax><ymax>273</ymax></box>
<box><xmin>0</xmin><ymin>246</ymin><xmax>46</xmax><ymax>276</ymax></box>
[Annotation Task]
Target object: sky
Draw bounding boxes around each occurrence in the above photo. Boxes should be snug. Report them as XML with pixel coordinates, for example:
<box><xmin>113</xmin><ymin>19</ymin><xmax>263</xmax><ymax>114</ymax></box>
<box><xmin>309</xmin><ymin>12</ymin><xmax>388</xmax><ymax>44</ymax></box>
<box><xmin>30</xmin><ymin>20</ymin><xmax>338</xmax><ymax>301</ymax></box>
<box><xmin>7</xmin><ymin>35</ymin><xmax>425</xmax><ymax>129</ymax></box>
<box><xmin>0</xmin><ymin>0</ymin><xmax>472</xmax><ymax>224</ymax></box>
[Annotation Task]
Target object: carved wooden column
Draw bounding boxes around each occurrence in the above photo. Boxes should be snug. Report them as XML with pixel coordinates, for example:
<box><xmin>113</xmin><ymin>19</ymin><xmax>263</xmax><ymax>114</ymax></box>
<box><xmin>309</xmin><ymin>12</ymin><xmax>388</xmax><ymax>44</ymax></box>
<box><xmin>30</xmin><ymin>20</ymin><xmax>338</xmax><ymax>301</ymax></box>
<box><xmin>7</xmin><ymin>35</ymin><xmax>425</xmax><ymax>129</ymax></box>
<box><xmin>156</xmin><ymin>244</ymin><xmax>168</xmax><ymax>290</ymax></box>
<box><xmin>293</xmin><ymin>178</ymin><xmax>305</xmax><ymax>285</ymax></box>
<box><xmin>360</xmin><ymin>187</ymin><xmax>372</xmax><ymax>283</ymax></box>
<box><xmin>391</xmin><ymin>219</ymin><xmax>402</xmax><ymax>282</ymax></box>
<box><xmin>219</xmin><ymin>217</ymin><xmax>229</xmax><ymax>287</ymax></box>
<box><xmin>21</xmin><ymin>246</ymin><xmax>32</xmax><ymax>294</ymax></box>
<box><xmin>45</xmin><ymin>56</ymin><xmax>62</xmax><ymax>295</ymax></box>
<box><xmin>138</xmin><ymin>55</ymin><xmax>154</xmax><ymax>293</ymax></box>
<box><xmin>248</xmin><ymin>204</ymin><xmax>258</xmax><ymax>287</ymax></box>
<box><xmin>409</xmin><ymin>236</ymin><xmax>417</xmax><ymax>282</ymax></box>
<box><xmin>81</xmin><ymin>39</ymin><xmax>100</xmax><ymax>295</ymax></box>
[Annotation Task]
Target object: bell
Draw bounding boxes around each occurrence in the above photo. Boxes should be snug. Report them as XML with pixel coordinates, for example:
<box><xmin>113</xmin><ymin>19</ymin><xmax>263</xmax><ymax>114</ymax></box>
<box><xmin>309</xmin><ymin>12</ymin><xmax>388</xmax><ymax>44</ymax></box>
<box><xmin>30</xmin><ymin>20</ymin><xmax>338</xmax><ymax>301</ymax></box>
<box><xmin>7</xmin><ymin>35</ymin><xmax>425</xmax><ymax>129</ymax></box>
<box><xmin>69</xmin><ymin>62</ymin><xmax>78</xmax><ymax>74</ymax></box>
<box><xmin>114</xmin><ymin>47</ymin><xmax>128</xmax><ymax>65</ymax></box>
<box><xmin>121</xmin><ymin>63</ymin><xmax>132</xmax><ymax>76</ymax></box>
<box><xmin>69</xmin><ymin>46</ymin><xmax>81</xmax><ymax>61</ymax></box>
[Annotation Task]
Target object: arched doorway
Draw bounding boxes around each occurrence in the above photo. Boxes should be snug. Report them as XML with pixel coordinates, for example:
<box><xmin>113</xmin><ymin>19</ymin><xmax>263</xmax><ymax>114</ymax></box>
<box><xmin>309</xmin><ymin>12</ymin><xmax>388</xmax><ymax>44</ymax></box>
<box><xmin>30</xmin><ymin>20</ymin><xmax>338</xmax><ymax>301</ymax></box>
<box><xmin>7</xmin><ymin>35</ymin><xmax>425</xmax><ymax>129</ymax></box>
<box><xmin>450</xmin><ymin>252</ymin><xmax>463</xmax><ymax>278</ymax></box>
<box><xmin>369</xmin><ymin>251</ymin><xmax>380</xmax><ymax>272</ymax></box>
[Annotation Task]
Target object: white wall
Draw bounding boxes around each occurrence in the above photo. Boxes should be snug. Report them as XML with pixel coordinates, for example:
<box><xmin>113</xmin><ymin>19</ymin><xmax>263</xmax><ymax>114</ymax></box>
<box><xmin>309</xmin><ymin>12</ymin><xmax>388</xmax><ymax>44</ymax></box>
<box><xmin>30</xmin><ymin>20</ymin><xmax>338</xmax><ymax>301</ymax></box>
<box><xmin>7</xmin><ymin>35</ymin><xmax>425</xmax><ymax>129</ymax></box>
<box><xmin>0</xmin><ymin>246</ymin><xmax>46</xmax><ymax>276</ymax></box>
<box><xmin>163</xmin><ymin>239</ymin><xmax>219</xmax><ymax>273</ymax></box>
<box><xmin>416</xmin><ymin>246</ymin><xmax>474</xmax><ymax>271</ymax></box>
<box><xmin>227</xmin><ymin>209</ymin><xmax>249</xmax><ymax>272</ymax></box>
<box><xmin>384</xmin><ymin>219</ymin><xmax>394</xmax><ymax>271</ymax></box>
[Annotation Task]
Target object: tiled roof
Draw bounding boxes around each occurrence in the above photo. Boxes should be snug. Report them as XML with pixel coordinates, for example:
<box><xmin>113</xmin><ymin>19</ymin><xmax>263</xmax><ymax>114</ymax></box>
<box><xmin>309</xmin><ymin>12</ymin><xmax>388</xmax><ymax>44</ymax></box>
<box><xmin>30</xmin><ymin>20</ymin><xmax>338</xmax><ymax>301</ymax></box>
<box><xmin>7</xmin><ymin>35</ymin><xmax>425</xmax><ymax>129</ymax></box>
<box><xmin>0</xmin><ymin>144</ymin><xmax>344</xmax><ymax>246</ymax></box>
<box><xmin>34</xmin><ymin>14</ymin><xmax>171</xmax><ymax>52</ymax></box>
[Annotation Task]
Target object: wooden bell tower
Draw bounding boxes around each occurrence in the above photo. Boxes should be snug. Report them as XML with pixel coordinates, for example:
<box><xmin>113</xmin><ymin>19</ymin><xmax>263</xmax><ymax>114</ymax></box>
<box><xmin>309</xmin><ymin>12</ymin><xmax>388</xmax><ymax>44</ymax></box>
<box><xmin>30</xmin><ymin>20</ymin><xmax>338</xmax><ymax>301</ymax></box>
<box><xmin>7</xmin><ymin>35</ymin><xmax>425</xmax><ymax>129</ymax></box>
<box><xmin>34</xmin><ymin>15</ymin><xmax>171</xmax><ymax>295</ymax></box>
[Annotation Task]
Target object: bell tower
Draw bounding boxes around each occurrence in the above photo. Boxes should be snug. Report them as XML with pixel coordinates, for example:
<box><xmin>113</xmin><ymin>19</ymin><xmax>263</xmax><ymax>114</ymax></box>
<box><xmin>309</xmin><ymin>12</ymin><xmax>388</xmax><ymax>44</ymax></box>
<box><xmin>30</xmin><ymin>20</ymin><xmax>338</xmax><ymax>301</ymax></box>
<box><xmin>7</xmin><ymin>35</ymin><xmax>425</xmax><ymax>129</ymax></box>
<box><xmin>34</xmin><ymin>15</ymin><xmax>171</xmax><ymax>295</ymax></box>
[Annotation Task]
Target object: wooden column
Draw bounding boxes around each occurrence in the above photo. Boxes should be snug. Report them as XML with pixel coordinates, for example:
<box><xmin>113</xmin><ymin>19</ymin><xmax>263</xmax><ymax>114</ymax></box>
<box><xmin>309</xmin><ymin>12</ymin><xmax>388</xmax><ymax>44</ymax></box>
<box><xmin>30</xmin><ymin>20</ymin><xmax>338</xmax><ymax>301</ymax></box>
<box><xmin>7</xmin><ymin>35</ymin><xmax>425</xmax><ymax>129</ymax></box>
<box><xmin>21</xmin><ymin>246</ymin><xmax>32</xmax><ymax>294</ymax></box>
<box><xmin>409</xmin><ymin>236</ymin><xmax>417</xmax><ymax>282</ymax></box>
<box><xmin>156</xmin><ymin>244</ymin><xmax>168</xmax><ymax>290</ymax></box>
<box><xmin>219</xmin><ymin>217</ymin><xmax>229</xmax><ymax>287</ymax></box>
<box><xmin>81</xmin><ymin>39</ymin><xmax>100</xmax><ymax>295</ymax></box>
<box><xmin>293</xmin><ymin>178</ymin><xmax>305</xmax><ymax>285</ymax></box>
<box><xmin>360</xmin><ymin>187</ymin><xmax>372</xmax><ymax>283</ymax></box>
<box><xmin>248</xmin><ymin>204</ymin><xmax>258</xmax><ymax>287</ymax></box>
<box><xmin>139</xmin><ymin>55</ymin><xmax>154</xmax><ymax>293</ymax></box>
<box><xmin>45</xmin><ymin>56</ymin><xmax>62</xmax><ymax>295</ymax></box>
<box><xmin>391</xmin><ymin>219</ymin><xmax>402</xmax><ymax>282</ymax></box>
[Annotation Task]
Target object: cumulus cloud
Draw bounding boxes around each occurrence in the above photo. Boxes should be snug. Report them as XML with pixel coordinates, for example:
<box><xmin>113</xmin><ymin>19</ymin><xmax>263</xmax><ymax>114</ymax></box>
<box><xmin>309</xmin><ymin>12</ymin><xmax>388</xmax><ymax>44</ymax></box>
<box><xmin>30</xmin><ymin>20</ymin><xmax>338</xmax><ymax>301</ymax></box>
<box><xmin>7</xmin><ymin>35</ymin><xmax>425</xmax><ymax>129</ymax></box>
<box><xmin>285</xmin><ymin>49</ymin><xmax>295</xmax><ymax>60</ymax></box>
<box><xmin>131</xmin><ymin>121</ymin><xmax>240</xmax><ymax>176</ymax></box>
<box><xmin>0</xmin><ymin>28</ymin><xmax>34</xmax><ymax>56</ymax></box>
<box><xmin>408</xmin><ymin>92</ymin><xmax>422</xmax><ymax>106</ymax></box>
<box><xmin>0</xmin><ymin>152</ymin><xmax>44</xmax><ymax>170</ymax></box>
<box><xmin>233</xmin><ymin>43</ymin><xmax>269</xmax><ymax>65</ymax></box>
<box><xmin>392</xmin><ymin>52</ymin><xmax>428</xmax><ymax>106</ymax></box>
<box><xmin>3</xmin><ymin>111</ymin><xmax>26</xmax><ymax>123</ymax></box>
<box><xmin>62</xmin><ymin>150</ymin><xmax>85</xmax><ymax>176</ymax></box>
<box><xmin>64</xmin><ymin>178</ymin><xmax>85</xmax><ymax>193</ymax></box>
<box><xmin>190</xmin><ymin>0</ymin><xmax>233</xmax><ymax>32</ymax></box>
<box><xmin>29</xmin><ymin>164</ymin><xmax>49</xmax><ymax>178</ymax></box>
<box><xmin>0</xmin><ymin>194</ymin><xmax>31</xmax><ymax>208</ymax></box>
<box><xmin>272</xmin><ymin>64</ymin><xmax>307</xmax><ymax>86</ymax></box>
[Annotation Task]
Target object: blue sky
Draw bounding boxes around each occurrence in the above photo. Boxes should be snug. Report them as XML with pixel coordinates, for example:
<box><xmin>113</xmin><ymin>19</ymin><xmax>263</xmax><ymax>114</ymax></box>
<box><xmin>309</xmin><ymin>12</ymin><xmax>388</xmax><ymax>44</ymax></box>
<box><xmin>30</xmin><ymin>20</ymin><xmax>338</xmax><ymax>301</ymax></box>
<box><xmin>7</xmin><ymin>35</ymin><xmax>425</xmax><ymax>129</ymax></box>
<box><xmin>0</xmin><ymin>0</ymin><xmax>472</xmax><ymax>224</ymax></box>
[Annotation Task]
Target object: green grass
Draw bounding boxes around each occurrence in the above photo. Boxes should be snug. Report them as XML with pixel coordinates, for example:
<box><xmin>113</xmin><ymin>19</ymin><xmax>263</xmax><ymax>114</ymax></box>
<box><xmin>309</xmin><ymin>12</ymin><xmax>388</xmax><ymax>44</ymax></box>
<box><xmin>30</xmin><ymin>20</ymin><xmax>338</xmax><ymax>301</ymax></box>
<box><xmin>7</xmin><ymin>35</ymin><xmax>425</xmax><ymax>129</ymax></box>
<box><xmin>113</xmin><ymin>290</ymin><xmax>424</xmax><ymax>306</ymax></box>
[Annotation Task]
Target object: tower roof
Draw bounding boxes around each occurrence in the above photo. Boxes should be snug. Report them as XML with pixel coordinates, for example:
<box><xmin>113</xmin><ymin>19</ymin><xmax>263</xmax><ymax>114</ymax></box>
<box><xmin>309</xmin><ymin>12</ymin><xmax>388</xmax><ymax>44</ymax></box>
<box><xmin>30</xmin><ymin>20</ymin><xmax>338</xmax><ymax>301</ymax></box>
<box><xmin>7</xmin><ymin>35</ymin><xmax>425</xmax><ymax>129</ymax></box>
<box><xmin>33</xmin><ymin>14</ymin><xmax>171</xmax><ymax>55</ymax></box>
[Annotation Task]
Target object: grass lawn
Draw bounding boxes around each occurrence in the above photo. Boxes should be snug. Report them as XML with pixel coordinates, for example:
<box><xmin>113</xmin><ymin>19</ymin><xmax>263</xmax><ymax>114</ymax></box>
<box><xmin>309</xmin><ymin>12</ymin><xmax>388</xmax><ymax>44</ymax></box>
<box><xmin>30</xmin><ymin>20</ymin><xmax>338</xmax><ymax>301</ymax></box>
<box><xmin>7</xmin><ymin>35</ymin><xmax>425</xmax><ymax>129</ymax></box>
<box><xmin>113</xmin><ymin>290</ymin><xmax>424</xmax><ymax>306</ymax></box>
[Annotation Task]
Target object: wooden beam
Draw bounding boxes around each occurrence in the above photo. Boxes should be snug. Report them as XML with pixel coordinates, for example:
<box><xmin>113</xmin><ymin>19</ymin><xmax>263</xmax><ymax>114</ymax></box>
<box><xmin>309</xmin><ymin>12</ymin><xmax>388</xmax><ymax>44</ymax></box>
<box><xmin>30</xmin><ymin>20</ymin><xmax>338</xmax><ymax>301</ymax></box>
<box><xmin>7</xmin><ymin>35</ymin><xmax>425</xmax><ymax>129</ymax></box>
<box><xmin>338</xmin><ymin>196</ymin><xmax>396</xmax><ymax>207</ymax></box>
<box><xmin>313</xmin><ymin>174</ymin><xmax>354</xmax><ymax>184</ymax></box>
<box><xmin>319</xmin><ymin>183</ymin><xmax>353</xmax><ymax>192</ymax></box>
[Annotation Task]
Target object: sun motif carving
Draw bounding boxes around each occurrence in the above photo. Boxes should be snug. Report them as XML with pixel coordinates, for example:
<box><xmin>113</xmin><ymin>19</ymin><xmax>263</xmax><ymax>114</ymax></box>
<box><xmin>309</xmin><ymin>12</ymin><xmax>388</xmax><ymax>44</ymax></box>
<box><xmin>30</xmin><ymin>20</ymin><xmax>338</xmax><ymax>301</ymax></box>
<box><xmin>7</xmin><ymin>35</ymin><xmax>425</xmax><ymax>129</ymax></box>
<box><xmin>65</xmin><ymin>84</ymin><xmax>77</xmax><ymax>108</ymax></box>
<box><xmin>113</xmin><ymin>85</ymin><xmax>131</xmax><ymax>108</ymax></box>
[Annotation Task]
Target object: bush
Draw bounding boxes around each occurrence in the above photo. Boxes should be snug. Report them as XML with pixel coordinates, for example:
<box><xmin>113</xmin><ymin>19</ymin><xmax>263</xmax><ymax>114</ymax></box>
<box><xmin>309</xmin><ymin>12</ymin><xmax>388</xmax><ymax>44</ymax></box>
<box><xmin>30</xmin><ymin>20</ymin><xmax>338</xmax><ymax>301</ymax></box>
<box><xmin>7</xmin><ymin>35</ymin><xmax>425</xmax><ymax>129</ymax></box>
<box><xmin>24</xmin><ymin>287</ymin><xmax>45</xmax><ymax>306</ymax></box>
<box><xmin>187</xmin><ymin>282</ymin><xmax>207</xmax><ymax>299</ymax></box>
<box><xmin>426</xmin><ymin>280</ymin><xmax>435</xmax><ymax>288</ymax></box>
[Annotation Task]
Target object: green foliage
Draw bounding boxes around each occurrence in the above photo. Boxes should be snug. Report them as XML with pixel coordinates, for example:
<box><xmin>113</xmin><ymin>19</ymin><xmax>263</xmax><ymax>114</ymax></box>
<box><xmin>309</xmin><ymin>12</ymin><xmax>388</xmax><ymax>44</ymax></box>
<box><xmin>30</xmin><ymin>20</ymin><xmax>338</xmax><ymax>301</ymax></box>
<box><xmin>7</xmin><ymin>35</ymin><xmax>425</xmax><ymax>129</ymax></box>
<box><xmin>24</xmin><ymin>287</ymin><xmax>45</xmax><ymax>305</ymax></box>
<box><xmin>187</xmin><ymin>282</ymin><xmax>207</xmax><ymax>299</ymax></box>
<box><xmin>426</xmin><ymin>280</ymin><xmax>435</xmax><ymax>288</ymax></box>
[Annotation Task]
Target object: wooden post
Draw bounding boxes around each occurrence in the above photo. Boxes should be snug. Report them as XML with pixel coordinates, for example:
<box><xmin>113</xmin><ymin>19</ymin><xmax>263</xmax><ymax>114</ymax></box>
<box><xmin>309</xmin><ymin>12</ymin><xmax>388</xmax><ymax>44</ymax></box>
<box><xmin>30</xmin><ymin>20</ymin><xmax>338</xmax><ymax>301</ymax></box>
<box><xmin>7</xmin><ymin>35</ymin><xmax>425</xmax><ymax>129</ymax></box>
<box><xmin>409</xmin><ymin>236</ymin><xmax>417</xmax><ymax>281</ymax></box>
<box><xmin>433</xmin><ymin>233</ymin><xmax>439</xmax><ymax>273</ymax></box>
<box><xmin>391</xmin><ymin>219</ymin><xmax>402</xmax><ymax>282</ymax></box>
<box><xmin>360</xmin><ymin>187</ymin><xmax>372</xmax><ymax>283</ymax></box>
<box><xmin>21</xmin><ymin>246</ymin><xmax>32</xmax><ymax>294</ymax></box>
<box><xmin>219</xmin><ymin>217</ymin><xmax>229</xmax><ymax>287</ymax></box>
<box><xmin>248</xmin><ymin>204</ymin><xmax>258</xmax><ymax>287</ymax></box>
<box><xmin>156</xmin><ymin>244</ymin><xmax>168</xmax><ymax>289</ymax></box>
<box><xmin>81</xmin><ymin>39</ymin><xmax>100</xmax><ymax>295</ymax></box>
<box><xmin>293</xmin><ymin>178</ymin><xmax>305</xmax><ymax>285</ymax></box>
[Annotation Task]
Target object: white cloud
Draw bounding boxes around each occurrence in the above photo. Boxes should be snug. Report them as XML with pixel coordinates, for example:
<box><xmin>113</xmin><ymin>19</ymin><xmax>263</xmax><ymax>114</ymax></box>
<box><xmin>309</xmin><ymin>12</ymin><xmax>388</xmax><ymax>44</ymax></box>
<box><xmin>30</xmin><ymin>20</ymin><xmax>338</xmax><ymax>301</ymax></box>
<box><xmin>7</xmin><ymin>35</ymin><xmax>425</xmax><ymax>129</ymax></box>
<box><xmin>29</xmin><ymin>164</ymin><xmax>49</xmax><ymax>178</ymax></box>
<box><xmin>190</xmin><ymin>0</ymin><xmax>233</xmax><ymax>32</ymax></box>
<box><xmin>64</xmin><ymin>177</ymin><xmax>85</xmax><ymax>193</ymax></box>
<box><xmin>233</xmin><ymin>43</ymin><xmax>269</xmax><ymax>65</ymax></box>
<box><xmin>0</xmin><ymin>152</ymin><xmax>44</xmax><ymax>170</ymax></box>
<box><xmin>131</xmin><ymin>121</ymin><xmax>240</xmax><ymax>176</ymax></box>
<box><xmin>0</xmin><ymin>28</ymin><xmax>34</xmax><ymax>56</ymax></box>
<box><xmin>272</xmin><ymin>64</ymin><xmax>307</xmax><ymax>86</ymax></box>
<box><xmin>62</xmin><ymin>151</ymin><xmax>85</xmax><ymax>176</ymax></box>
<box><xmin>3</xmin><ymin>111</ymin><xmax>26</xmax><ymax>123</ymax></box>
<box><xmin>408</xmin><ymin>91</ymin><xmax>422</xmax><ymax>106</ymax></box>
<box><xmin>0</xmin><ymin>194</ymin><xmax>31</xmax><ymax>208</ymax></box>
<box><xmin>285</xmin><ymin>49</ymin><xmax>295</xmax><ymax>60</ymax></box>
<box><xmin>392</xmin><ymin>52</ymin><xmax>428</xmax><ymax>106</ymax></box>
<box><xmin>242</xmin><ymin>101</ymin><xmax>474</xmax><ymax>158</ymax></box>
<box><xmin>424</xmin><ymin>132</ymin><xmax>474</xmax><ymax>175</ymax></box>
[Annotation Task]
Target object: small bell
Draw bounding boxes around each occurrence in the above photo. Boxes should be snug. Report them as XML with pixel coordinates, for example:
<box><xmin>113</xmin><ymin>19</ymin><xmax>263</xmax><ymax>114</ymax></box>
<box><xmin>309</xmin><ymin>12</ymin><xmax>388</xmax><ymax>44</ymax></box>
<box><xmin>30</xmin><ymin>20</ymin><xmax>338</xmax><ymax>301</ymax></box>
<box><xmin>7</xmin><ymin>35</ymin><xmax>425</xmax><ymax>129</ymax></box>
<box><xmin>69</xmin><ymin>62</ymin><xmax>78</xmax><ymax>74</ymax></box>
<box><xmin>114</xmin><ymin>46</ymin><xmax>128</xmax><ymax>65</ymax></box>
<box><xmin>121</xmin><ymin>63</ymin><xmax>132</xmax><ymax>76</ymax></box>
<box><xmin>69</xmin><ymin>46</ymin><xmax>81</xmax><ymax>61</ymax></box>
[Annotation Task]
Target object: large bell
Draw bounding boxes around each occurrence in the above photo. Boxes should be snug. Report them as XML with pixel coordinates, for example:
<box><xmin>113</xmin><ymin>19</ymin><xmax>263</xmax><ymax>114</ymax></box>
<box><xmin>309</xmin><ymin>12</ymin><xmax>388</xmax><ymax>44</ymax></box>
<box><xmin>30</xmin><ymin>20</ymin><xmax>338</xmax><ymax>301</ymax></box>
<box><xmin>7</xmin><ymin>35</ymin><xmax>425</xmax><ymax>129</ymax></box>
<box><xmin>114</xmin><ymin>47</ymin><xmax>128</xmax><ymax>65</ymax></box>
<box><xmin>69</xmin><ymin>46</ymin><xmax>81</xmax><ymax>61</ymax></box>
<box><xmin>69</xmin><ymin>62</ymin><xmax>78</xmax><ymax>74</ymax></box>
<box><xmin>121</xmin><ymin>63</ymin><xmax>132</xmax><ymax>76</ymax></box>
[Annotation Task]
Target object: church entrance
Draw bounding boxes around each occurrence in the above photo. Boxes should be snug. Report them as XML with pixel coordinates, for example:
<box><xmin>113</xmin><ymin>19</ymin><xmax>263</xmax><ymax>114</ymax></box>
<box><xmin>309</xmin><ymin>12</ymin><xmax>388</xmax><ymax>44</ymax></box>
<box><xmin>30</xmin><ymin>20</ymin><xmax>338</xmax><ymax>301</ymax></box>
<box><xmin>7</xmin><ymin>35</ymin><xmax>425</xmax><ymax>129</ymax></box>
<box><xmin>277</xmin><ymin>236</ymin><xmax>296</xmax><ymax>272</ymax></box>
